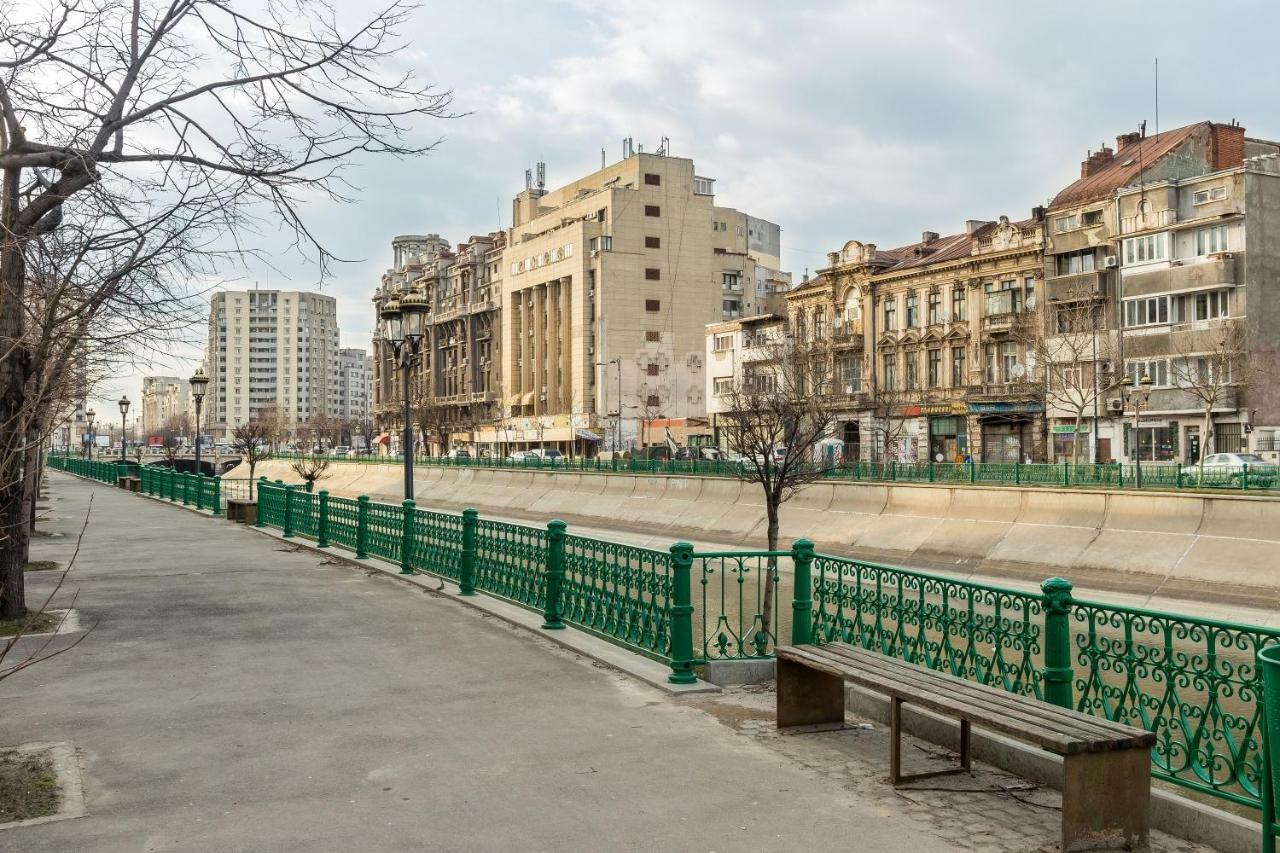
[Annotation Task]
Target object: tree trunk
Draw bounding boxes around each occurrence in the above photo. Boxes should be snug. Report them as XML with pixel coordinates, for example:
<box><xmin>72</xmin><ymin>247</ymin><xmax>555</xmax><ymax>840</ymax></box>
<box><xmin>1199</xmin><ymin>407</ymin><xmax>1213</xmax><ymax>481</ymax></box>
<box><xmin>760</xmin><ymin>494</ymin><xmax>780</xmax><ymax>639</ymax></box>
<box><xmin>1072</xmin><ymin>412</ymin><xmax>1085</xmax><ymax>465</ymax></box>
<box><xmin>0</xmin><ymin>166</ymin><xmax>30</xmax><ymax>620</ymax></box>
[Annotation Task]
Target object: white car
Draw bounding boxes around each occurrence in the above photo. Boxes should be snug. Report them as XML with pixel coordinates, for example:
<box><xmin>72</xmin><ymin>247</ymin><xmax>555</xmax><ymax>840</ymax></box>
<box><xmin>1195</xmin><ymin>453</ymin><xmax>1275</xmax><ymax>487</ymax></box>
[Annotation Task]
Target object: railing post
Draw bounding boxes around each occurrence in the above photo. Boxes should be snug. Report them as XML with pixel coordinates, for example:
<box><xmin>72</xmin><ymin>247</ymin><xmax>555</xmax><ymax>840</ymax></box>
<box><xmin>169</xmin><ymin>468</ymin><xmax>178</xmax><ymax>502</ymax></box>
<box><xmin>1063</xmin><ymin>459</ymin><xmax>1070</xmax><ymax>487</ymax></box>
<box><xmin>283</xmin><ymin>485</ymin><xmax>296</xmax><ymax>538</ymax></box>
<box><xmin>1015</xmin><ymin>460</ymin><xmax>1021</xmax><ymax>485</ymax></box>
<box><xmin>317</xmin><ymin>490</ymin><xmax>330</xmax><ymax>547</ymax></box>
<box><xmin>255</xmin><ymin>478</ymin><xmax>268</xmax><ymax>527</ymax></box>
<box><xmin>790</xmin><ymin>538</ymin><xmax>815</xmax><ymax>646</ymax></box>
<box><xmin>211</xmin><ymin>475</ymin><xmax>222</xmax><ymax>516</ymax></box>
<box><xmin>541</xmin><ymin>519</ymin><xmax>566</xmax><ymax>629</ymax></box>
<box><xmin>181</xmin><ymin>472</ymin><xmax>191</xmax><ymax>505</ymax></box>
<box><xmin>1243</xmin><ymin>463</ymin><xmax>1250</xmax><ymax>492</ymax></box>
<box><xmin>1040</xmin><ymin>576</ymin><xmax>1074</xmax><ymax>710</ymax></box>
<box><xmin>927</xmin><ymin>459</ymin><xmax>935</xmax><ymax>483</ymax></box>
<box><xmin>968</xmin><ymin>458</ymin><xmax>976</xmax><ymax>484</ymax></box>
<box><xmin>459</xmin><ymin>508</ymin><xmax>478</xmax><ymax>596</ymax></box>
<box><xmin>667</xmin><ymin>541</ymin><xmax>697</xmax><ymax>684</ymax></box>
<box><xmin>1176</xmin><ymin>463</ymin><xmax>1183</xmax><ymax>489</ymax></box>
<box><xmin>399</xmin><ymin>499</ymin><xmax>414</xmax><ymax>574</ymax></box>
<box><xmin>356</xmin><ymin>495</ymin><xmax>370</xmax><ymax>558</ymax></box>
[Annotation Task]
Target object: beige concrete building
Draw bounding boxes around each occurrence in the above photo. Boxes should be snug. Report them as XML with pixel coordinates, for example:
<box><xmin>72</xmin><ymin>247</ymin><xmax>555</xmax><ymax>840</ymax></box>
<box><xmin>140</xmin><ymin>376</ymin><xmax>191</xmax><ymax>437</ymax></box>
<box><xmin>206</xmin><ymin>289</ymin><xmax>341</xmax><ymax>438</ymax></box>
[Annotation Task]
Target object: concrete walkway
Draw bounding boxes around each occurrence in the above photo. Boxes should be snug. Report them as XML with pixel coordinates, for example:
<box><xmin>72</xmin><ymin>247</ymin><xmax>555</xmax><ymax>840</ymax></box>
<box><xmin>3</xmin><ymin>473</ymin><xmax>945</xmax><ymax>852</ymax></box>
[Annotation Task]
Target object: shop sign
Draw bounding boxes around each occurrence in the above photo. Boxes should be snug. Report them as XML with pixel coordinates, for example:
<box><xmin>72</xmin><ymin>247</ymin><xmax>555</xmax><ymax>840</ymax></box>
<box><xmin>1051</xmin><ymin>423</ymin><xmax>1091</xmax><ymax>434</ymax></box>
<box><xmin>919</xmin><ymin>402</ymin><xmax>967</xmax><ymax>416</ymax></box>
<box><xmin>968</xmin><ymin>402</ymin><xmax>1044</xmax><ymax>414</ymax></box>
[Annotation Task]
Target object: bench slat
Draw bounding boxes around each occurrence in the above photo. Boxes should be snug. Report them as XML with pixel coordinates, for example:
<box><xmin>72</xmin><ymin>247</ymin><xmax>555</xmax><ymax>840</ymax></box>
<box><xmin>781</xmin><ymin>645</ymin><xmax>1152</xmax><ymax>754</ymax></box>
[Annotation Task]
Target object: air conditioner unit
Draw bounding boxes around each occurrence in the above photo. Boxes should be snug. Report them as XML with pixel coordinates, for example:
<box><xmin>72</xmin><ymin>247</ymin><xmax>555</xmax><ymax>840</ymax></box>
<box><xmin>1106</xmin><ymin>398</ymin><xmax>1124</xmax><ymax>413</ymax></box>
<box><xmin>1103</xmin><ymin>255</ymin><xmax>1119</xmax><ymax>269</ymax></box>
<box><xmin>590</xmin><ymin>249</ymin><xmax>599</xmax><ymax>258</ymax></box>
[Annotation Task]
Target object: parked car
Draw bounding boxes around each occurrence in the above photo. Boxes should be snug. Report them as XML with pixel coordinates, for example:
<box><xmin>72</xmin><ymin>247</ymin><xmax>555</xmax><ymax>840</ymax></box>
<box><xmin>333</xmin><ymin>445</ymin><xmax>350</xmax><ymax>456</ymax></box>
<box><xmin>443</xmin><ymin>448</ymin><xmax>471</xmax><ymax>460</ymax></box>
<box><xmin>1194</xmin><ymin>453</ymin><xmax>1276</xmax><ymax>488</ymax></box>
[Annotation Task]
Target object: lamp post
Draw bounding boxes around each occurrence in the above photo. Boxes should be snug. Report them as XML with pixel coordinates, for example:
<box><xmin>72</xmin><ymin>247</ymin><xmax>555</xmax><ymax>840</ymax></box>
<box><xmin>380</xmin><ymin>291</ymin><xmax>429</xmax><ymax>500</ymax></box>
<box><xmin>596</xmin><ymin>358</ymin><xmax>622</xmax><ymax>452</ymax></box>
<box><xmin>86</xmin><ymin>408</ymin><xmax>96</xmax><ymax>459</ymax></box>
<box><xmin>190</xmin><ymin>367</ymin><xmax>209</xmax><ymax>476</ymax></box>
<box><xmin>118</xmin><ymin>395</ymin><xmax>130</xmax><ymax>463</ymax></box>
<box><xmin>1130</xmin><ymin>369</ymin><xmax>1153</xmax><ymax>488</ymax></box>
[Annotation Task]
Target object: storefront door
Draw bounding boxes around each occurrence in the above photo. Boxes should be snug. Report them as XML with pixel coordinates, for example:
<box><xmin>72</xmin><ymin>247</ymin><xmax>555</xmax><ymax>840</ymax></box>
<box><xmin>981</xmin><ymin>420</ymin><xmax>1026</xmax><ymax>464</ymax></box>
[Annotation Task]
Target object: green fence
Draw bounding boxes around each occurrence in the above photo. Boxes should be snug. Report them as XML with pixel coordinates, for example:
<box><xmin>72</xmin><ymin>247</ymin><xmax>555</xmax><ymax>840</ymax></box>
<box><xmin>48</xmin><ymin>456</ymin><xmax>224</xmax><ymax>515</ymax></box>
<box><xmin>266</xmin><ymin>451</ymin><xmax>1279</xmax><ymax>493</ymax></box>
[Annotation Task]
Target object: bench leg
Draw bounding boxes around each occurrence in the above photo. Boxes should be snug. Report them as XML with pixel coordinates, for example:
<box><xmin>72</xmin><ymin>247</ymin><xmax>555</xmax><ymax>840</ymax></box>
<box><xmin>776</xmin><ymin>657</ymin><xmax>845</xmax><ymax>731</ymax></box>
<box><xmin>1061</xmin><ymin>748</ymin><xmax>1150</xmax><ymax>852</ymax></box>
<box><xmin>891</xmin><ymin>700</ymin><xmax>973</xmax><ymax>785</ymax></box>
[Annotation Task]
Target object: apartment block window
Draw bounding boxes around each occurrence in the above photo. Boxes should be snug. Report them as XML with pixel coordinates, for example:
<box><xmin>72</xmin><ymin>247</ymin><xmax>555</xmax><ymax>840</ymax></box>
<box><xmin>646</xmin><ymin>363</ymin><xmax>660</xmax><ymax>377</ymax></box>
<box><xmin>1193</xmin><ymin>186</ymin><xmax>1227</xmax><ymax>205</ymax></box>
<box><xmin>951</xmin><ymin>286</ymin><xmax>966</xmax><ymax>322</ymax></box>
<box><xmin>927</xmin><ymin>291</ymin><xmax>943</xmax><ymax>325</ymax></box>
<box><xmin>713</xmin><ymin>377</ymin><xmax>733</xmax><ymax>396</ymax></box>
<box><xmin>645</xmin><ymin>299</ymin><xmax>661</xmax><ymax>312</ymax></box>
<box><xmin>1123</xmin><ymin>233</ymin><xmax>1168</xmax><ymax>265</ymax></box>
<box><xmin>951</xmin><ymin>346</ymin><xmax>966</xmax><ymax>387</ymax></box>
<box><xmin>722</xmin><ymin>299</ymin><xmax>741</xmax><ymax>315</ymax></box>
<box><xmin>1123</xmin><ymin>295</ymin><xmax>1170</xmax><ymax>327</ymax></box>
<box><xmin>645</xmin><ymin>236</ymin><xmax>661</xmax><ymax>249</ymax></box>
<box><xmin>1196</xmin><ymin>225</ymin><xmax>1229</xmax><ymax>255</ymax></box>
<box><xmin>1126</xmin><ymin>358</ymin><xmax>1169</xmax><ymax>387</ymax></box>
<box><xmin>882</xmin><ymin>297</ymin><xmax>897</xmax><ymax>331</ymax></box>
<box><xmin>644</xmin><ymin>173</ymin><xmax>661</xmax><ymax>186</ymax></box>
<box><xmin>1216</xmin><ymin>422</ymin><xmax>1245</xmax><ymax>453</ymax></box>
<box><xmin>722</xmin><ymin>272</ymin><xmax>741</xmax><ymax>290</ymax></box>
<box><xmin>713</xmin><ymin>334</ymin><xmax>733</xmax><ymax>352</ymax></box>
<box><xmin>1194</xmin><ymin>289</ymin><xmax>1230</xmax><ymax>321</ymax></box>
<box><xmin>1082</xmin><ymin>209</ymin><xmax>1105</xmax><ymax>226</ymax></box>
<box><xmin>1055</xmin><ymin>214</ymin><xmax>1078</xmax><ymax>232</ymax></box>
<box><xmin>644</xmin><ymin>205</ymin><xmax>660</xmax><ymax>217</ymax></box>
<box><xmin>905</xmin><ymin>292</ymin><xmax>919</xmax><ymax>327</ymax></box>
<box><xmin>882</xmin><ymin>354</ymin><xmax>897</xmax><ymax>391</ymax></box>
<box><xmin>927</xmin><ymin>349</ymin><xmax>941</xmax><ymax>388</ymax></box>
<box><xmin>645</xmin><ymin>268</ymin><xmax>661</xmax><ymax>281</ymax></box>
<box><xmin>646</xmin><ymin>331</ymin><xmax>661</xmax><ymax>342</ymax></box>
<box><xmin>646</xmin><ymin>395</ymin><xmax>660</xmax><ymax>407</ymax></box>
<box><xmin>589</xmin><ymin>235</ymin><xmax>613</xmax><ymax>252</ymax></box>
<box><xmin>905</xmin><ymin>353</ymin><xmax>919</xmax><ymax>390</ymax></box>
<box><xmin>1054</xmin><ymin>249</ymin><xmax>1096</xmax><ymax>276</ymax></box>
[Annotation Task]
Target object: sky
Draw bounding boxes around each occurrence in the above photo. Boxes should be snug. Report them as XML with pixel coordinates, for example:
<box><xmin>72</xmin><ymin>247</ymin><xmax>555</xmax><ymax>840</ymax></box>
<box><xmin>92</xmin><ymin>0</ymin><xmax>1280</xmax><ymax>428</ymax></box>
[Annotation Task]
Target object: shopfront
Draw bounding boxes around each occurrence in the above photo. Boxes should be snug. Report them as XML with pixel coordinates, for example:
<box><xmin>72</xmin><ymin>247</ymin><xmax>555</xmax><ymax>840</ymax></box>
<box><xmin>1124</xmin><ymin>421</ymin><xmax>1179</xmax><ymax>462</ymax></box>
<box><xmin>922</xmin><ymin>404</ymin><xmax>968</xmax><ymax>462</ymax></box>
<box><xmin>970</xmin><ymin>402</ymin><xmax>1044</xmax><ymax>463</ymax></box>
<box><xmin>1051</xmin><ymin>422</ymin><xmax>1090</xmax><ymax>462</ymax></box>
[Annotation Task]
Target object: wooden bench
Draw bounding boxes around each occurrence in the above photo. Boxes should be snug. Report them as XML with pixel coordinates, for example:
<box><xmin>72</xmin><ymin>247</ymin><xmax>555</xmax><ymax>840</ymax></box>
<box><xmin>778</xmin><ymin>644</ymin><xmax>1155</xmax><ymax>852</ymax></box>
<box><xmin>225</xmin><ymin>498</ymin><xmax>256</xmax><ymax>524</ymax></box>
<box><xmin>119</xmin><ymin>477</ymin><xmax>140</xmax><ymax>493</ymax></box>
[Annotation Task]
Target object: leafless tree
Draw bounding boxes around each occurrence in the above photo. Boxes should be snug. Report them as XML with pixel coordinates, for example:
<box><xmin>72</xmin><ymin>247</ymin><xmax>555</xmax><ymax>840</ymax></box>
<box><xmin>157</xmin><ymin>413</ymin><xmax>189</xmax><ymax>464</ymax></box>
<box><xmin>1033</xmin><ymin>292</ymin><xmax>1122</xmax><ymax>463</ymax></box>
<box><xmin>0</xmin><ymin>0</ymin><xmax>453</xmax><ymax>619</ymax></box>
<box><xmin>231</xmin><ymin>419</ymin><xmax>272</xmax><ymax>497</ymax></box>
<box><xmin>415</xmin><ymin>399</ymin><xmax>451</xmax><ymax>457</ymax></box>
<box><xmin>1169</xmin><ymin>318</ymin><xmax>1252</xmax><ymax>478</ymax></box>
<box><xmin>254</xmin><ymin>404</ymin><xmax>289</xmax><ymax>452</ymax></box>
<box><xmin>289</xmin><ymin>454</ymin><xmax>330</xmax><ymax>493</ymax></box>
<box><xmin>306</xmin><ymin>412</ymin><xmax>343</xmax><ymax>451</ymax></box>
<box><xmin>717</xmin><ymin>329</ymin><xmax>837</xmax><ymax>636</ymax></box>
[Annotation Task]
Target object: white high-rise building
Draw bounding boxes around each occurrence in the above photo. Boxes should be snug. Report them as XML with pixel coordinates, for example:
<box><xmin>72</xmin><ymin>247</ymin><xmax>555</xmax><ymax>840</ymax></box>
<box><xmin>206</xmin><ymin>289</ymin><xmax>340</xmax><ymax>437</ymax></box>
<box><xmin>334</xmin><ymin>347</ymin><xmax>373</xmax><ymax>422</ymax></box>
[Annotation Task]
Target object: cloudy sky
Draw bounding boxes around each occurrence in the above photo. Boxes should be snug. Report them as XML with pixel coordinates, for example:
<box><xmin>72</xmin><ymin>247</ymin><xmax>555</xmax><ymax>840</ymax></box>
<box><xmin>96</xmin><ymin>0</ymin><xmax>1280</xmax><ymax>426</ymax></box>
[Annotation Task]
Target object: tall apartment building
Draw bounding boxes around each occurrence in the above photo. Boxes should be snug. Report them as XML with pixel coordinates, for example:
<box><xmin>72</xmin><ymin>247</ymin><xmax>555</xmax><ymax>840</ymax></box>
<box><xmin>141</xmin><ymin>376</ymin><xmax>191</xmax><ymax>436</ymax></box>
<box><xmin>1041</xmin><ymin>121</ymin><xmax>1280</xmax><ymax>463</ymax></box>
<box><xmin>333</xmin><ymin>348</ymin><xmax>373</xmax><ymax>423</ymax></box>
<box><xmin>206</xmin><ymin>289</ymin><xmax>341</xmax><ymax>438</ymax></box>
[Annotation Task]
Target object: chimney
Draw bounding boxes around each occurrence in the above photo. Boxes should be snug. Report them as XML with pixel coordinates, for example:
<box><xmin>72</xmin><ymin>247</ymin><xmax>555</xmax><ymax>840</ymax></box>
<box><xmin>1080</xmin><ymin>145</ymin><xmax>1115</xmax><ymax>179</ymax></box>
<box><xmin>1209</xmin><ymin>121</ymin><xmax>1246</xmax><ymax>170</ymax></box>
<box><xmin>1031</xmin><ymin>205</ymin><xmax>1045</xmax><ymax>221</ymax></box>
<box><xmin>964</xmin><ymin>220</ymin><xmax>988</xmax><ymax>235</ymax></box>
<box><xmin>921</xmin><ymin>231</ymin><xmax>939</xmax><ymax>244</ymax></box>
<box><xmin>1116</xmin><ymin>132</ymin><xmax>1141</xmax><ymax>151</ymax></box>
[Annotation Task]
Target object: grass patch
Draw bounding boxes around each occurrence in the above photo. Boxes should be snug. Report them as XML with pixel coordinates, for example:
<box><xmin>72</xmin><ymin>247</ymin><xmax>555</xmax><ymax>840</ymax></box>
<box><xmin>0</xmin><ymin>750</ymin><xmax>60</xmax><ymax>824</ymax></box>
<box><xmin>24</xmin><ymin>561</ymin><xmax>59</xmax><ymax>573</ymax></box>
<box><xmin>0</xmin><ymin>611</ymin><xmax>60</xmax><ymax>637</ymax></box>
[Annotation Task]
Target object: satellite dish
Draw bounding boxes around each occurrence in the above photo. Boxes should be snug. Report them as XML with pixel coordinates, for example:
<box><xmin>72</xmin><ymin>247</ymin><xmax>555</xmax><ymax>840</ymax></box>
<box><xmin>1010</xmin><ymin>363</ymin><xmax>1027</xmax><ymax>379</ymax></box>
<box><xmin>1025</xmin><ymin>295</ymin><xmax>1037</xmax><ymax>310</ymax></box>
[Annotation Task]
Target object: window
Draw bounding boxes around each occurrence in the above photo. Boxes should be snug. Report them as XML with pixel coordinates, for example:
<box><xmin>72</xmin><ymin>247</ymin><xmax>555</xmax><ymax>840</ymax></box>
<box><xmin>951</xmin><ymin>286</ymin><xmax>966</xmax><ymax>322</ymax></box>
<box><xmin>722</xmin><ymin>272</ymin><xmax>740</xmax><ymax>290</ymax></box>
<box><xmin>1216</xmin><ymin>423</ymin><xmax>1245</xmax><ymax>453</ymax></box>
<box><xmin>645</xmin><ymin>268</ymin><xmax>661</xmax><ymax>280</ymax></box>
<box><xmin>646</xmin><ymin>395</ymin><xmax>660</xmax><ymax>408</ymax></box>
<box><xmin>645</xmin><ymin>299</ymin><xmax>660</xmax><ymax>312</ymax></box>
<box><xmin>905</xmin><ymin>292</ymin><xmax>919</xmax><ymax>327</ymax></box>
<box><xmin>645</xmin><ymin>236</ymin><xmax>661</xmax><ymax>249</ymax></box>
<box><xmin>840</xmin><ymin>357</ymin><xmax>861</xmax><ymax>393</ymax></box>
<box><xmin>1190</xmin><ymin>356</ymin><xmax>1233</xmax><ymax>386</ymax></box>
<box><xmin>951</xmin><ymin>346</ymin><xmax>966</xmax><ymax>387</ymax></box>
<box><xmin>1054</xmin><ymin>249</ymin><xmax>1096</xmax><ymax>276</ymax></box>
<box><xmin>1193</xmin><ymin>289</ymin><xmax>1230</xmax><ymax>321</ymax></box>
<box><xmin>1000</xmin><ymin>342</ymin><xmax>1018</xmax><ymax>383</ymax></box>
<box><xmin>1193</xmin><ymin>186</ymin><xmax>1227</xmax><ymax>205</ymax></box>
<box><xmin>1123</xmin><ymin>296</ymin><xmax>1170</xmax><ymax>327</ymax></box>
<box><xmin>645</xmin><ymin>331</ymin><xmax>661</xmax><ymax>342</ymax></box>
<box><xmin>1127</xmin><ymin>358</ymin><xmax>1169</xmax><ymax>387</ymax></box>
<box><xmin>1083</xmin><ymin>209</ymin><xmax>1104</xmax><ymax>226</ymax></box>
<box><xmin>644</xmin><ymin>173</ymin><xmax>661</xmax><ymax>186</ymax></box>
<box><xmin>882</xmin><ymin>297</ymin><xmax>897</xmax><ymax>331</ymax></box>
<box><xmin>927</xmin><ymin>291</ymin><xmax>943</xmax><ymax>324</ymax></box>
<box><xmin>927</xmin><ymin>349</ymin><xmax>941</xmax><ymax>388</ymax></box>
<box><xmin>694</xmin><ymin>177</ymin><xmax>715</xmax><ymax>195</ymax></box>
<box><xmin>905</xmin><ymin>353</ymin><xmax>919</xmax><ymax>390</ymax></box>
<box><xmin>1196</xmin><ymin>225</ymin><xmax>1228</xmax><ymax>255</ymax></box>
<box><xmin>1055</xmin><ymin>214</ymin><xmax>1078</xmax><ymax>232</ymax></box>
<box><xmin>984</xmin><ymin>343</ymin><xmax>996</xmax><ymax>383</ymax></box>
<box><xmin>713</xmin><ymin>334</ymin><xmax>733</xmax><ymax>352</ymax></box>
<box><xmin>589</xmin><ymin>235</ymin><xmax>613</xmax><ymax>252</ymax></box>
<box><xmin>722</xmin><ymin>299</ymin><xmax>741</xmax><ymax>315</ymax></box>
<box><xmin>1123</xmin><ymin>232</ymin><xmax>1168</xmax><ymax>265</ymax></box>
<box><xmin>882</xmin><ymin>354</ymin><xmax>897</xmax><ymax>391</ymax></box>
<box><xmin>647</xmin><ymin>363</ymin><xmax>660</xmax><ymax>377</ymax></box>
<box><xmin>644</xmin><ymin>205</ymin><xmax>660</xmax><ymax>217</ymax></box>
<box><xmin>713</xmin><ymin>377</ymin><xmax>733</xmax><ymax>396</ymax></box>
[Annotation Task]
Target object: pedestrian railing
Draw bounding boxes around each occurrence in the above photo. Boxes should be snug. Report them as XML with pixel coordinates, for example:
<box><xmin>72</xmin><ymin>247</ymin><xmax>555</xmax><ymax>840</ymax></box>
<box><xmin>265</xmin><ymin>451</ymin><xmax>1280</xmax><ymax>493</ymax></box>
<box><xmin>47</xmin><ymin>452</ymin><xmax>1280</xmax><ymax>819</ymax></box>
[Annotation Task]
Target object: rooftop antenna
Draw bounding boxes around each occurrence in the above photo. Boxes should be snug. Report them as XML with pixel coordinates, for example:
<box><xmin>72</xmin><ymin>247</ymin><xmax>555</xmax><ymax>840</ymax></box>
<box><xmin>601</xmin><ymin>148</ymin><xmax>606</xmax><ymax>169</ymax></box>
<box><xmin>1154</xmin><ymin>57</ymin><xmax>1159</xmax><ymax>139</ymax></box>
<box><xmin>536</xmin><ymin>161</ymin><xmax>545</xmax><ymax>192</ymax></box>
<box><xmin>525</xmin><ymin>168</ymin><xmax>532</xmax><ymax>191</ymax></box>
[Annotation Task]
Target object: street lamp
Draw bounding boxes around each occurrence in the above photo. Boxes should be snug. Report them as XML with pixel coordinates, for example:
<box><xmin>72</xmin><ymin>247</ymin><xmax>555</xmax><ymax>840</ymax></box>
<box><xmin>190</xmin><ymin>366</ymin><xmax>209</xmax><ymax>476</ymax></box>
<box><xmin>596</xmin><ymin>358</ymin><xmax>622</xmax><ymax>453</ymax></box>
<box><xmin>118</xmin><ymin>395</ymin><xmax>130</xmax><ymax>463</ymax></box>
<box><xmin>86</xmin><ymin>408</ymin><xmax>96</xmax><ymax>459</ymax></box>
<box><xmin>381</xmin><ymin>290</ymin><xmax>429</xmax><ymax>499</ymax></box>
<box><xmin>1130</xmin><ymin>369</ymin><xmax>1153</xmax><ymax>488</ymax></box>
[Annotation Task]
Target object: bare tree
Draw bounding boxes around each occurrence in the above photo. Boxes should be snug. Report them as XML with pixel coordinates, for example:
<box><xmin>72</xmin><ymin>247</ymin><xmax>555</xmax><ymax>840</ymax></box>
<box><xmin>1034</xmin><ymin>293</ymin><xmax>1122</xmax><ymax>463</ymax></box>
<box><xmin>158</xmin><ymin>414</ymin><xmax>189</xmax><ymax>465</ymax></box>
<box><xmin>305</xmin><ymin>413</ymin><xmax>343</xmax><ymax>452</ymax></box>
<box><xmin>0</xmin><ymin>0</ymin><xmax>453</xmax><ymax>619</ymax></box>
<box><xmin>289</xmin><ymin>454</ymin><xmax>330</xmax><ymax>493</ymax></box>
<box><xmin>717</xmin><ymin>329</ymin><xmax>837</xmax><ymax>636</ymax></box>
<box><xmin>1169</xmin><ymin>318</ymin><xmax>1252</xmax><ymax>478</ymax></box>
<box><xmin>415</xmin><ymin>400</ymin><xmax>451</xmax><ymax>457</ymax></box>
<box><xmin>231</xmin><ymin>419</ymin><xmax>272</xmax><ymax>497</ymax></box>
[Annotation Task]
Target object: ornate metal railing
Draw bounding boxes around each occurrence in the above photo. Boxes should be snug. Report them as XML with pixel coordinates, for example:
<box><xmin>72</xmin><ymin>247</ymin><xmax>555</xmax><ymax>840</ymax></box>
<box><xmin>562</xmin><ymin>534</ymin><xmax>672</xmax><ymax>661</ymax></box>
<box><xmin>693</xmin><ymin>550</ymin><xmax>785</xmax><ymax>661</ymax></box>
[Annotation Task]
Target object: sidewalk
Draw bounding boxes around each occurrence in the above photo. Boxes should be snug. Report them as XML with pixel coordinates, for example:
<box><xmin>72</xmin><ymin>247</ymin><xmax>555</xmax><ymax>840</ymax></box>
<box><xmin>3</xmin><ymin>473</ymin><xmax>950</xmax><ymax>852</ymax></box>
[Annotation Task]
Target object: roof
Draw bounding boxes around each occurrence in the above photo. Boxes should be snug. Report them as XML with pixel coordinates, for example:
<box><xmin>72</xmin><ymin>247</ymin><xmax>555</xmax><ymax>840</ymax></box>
<box><xmin>788</xmin><ymin>272</ymin><xmax>829</xmax><ymax>294</ymax></box>
<box><xmin>1049</xmin><ymin>122</ymin><xmax>1203</xmax><ymax>209</ymax></box>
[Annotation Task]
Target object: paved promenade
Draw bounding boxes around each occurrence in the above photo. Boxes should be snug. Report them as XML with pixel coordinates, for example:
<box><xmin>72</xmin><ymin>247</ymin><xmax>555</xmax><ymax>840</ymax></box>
<box><xmin>3</xmin><ymin>473</ymin><xmax>949</xmax><ymax>852</ymax></box>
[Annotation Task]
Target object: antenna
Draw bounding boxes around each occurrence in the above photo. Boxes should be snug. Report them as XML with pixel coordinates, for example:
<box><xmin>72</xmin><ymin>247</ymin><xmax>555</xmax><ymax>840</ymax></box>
<box><xmin>601</xmin><ymin>148</ymin><xmax>605</xmax><ymax>169</ymax></box>
<box><xmin>536</xmin><ymin>161</ymin><xmax>545</xmax><ymax>192</ymax></box>
<box><xmin>525</xmin><ymin>168</ymin><xmax>532</xmax><ymax>191</ymax></box>
<box><xmin>1154</xmin><ymin>57</ymin><xmax>1159</xmax><ymax>139</ymax></box>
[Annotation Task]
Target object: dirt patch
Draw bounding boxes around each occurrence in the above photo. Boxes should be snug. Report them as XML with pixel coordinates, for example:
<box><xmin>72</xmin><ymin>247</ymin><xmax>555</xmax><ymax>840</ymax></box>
<box><xmin>23</xmin><ymin>561</ymin><xmax>59</xmax><ymax>572</ymax></box>
<box><xmin>0</xmin><ymin>611</ymin><xmax>60</xmax><ymax>637</ymax></box>
<box><xmin>0</xmin><ymin>750</ymin><xmax>60</xmax><ymax>824</ymax></box>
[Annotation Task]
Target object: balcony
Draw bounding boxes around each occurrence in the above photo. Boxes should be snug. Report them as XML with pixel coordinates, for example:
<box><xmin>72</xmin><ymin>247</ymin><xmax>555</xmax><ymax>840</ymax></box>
<box><xmin>969</xmin><ymin>381</ymin><xmax>1041</xmax><ymax>401</ymax></box>
<box><xmin>1046</xmin><ymin>270</ymin><xmax>1107</xmax><ymax>301</ymax></box>
<box><xmin>1124</xmin><ymin>255</ymin><xmax>1238</xmax><ymax>296</ymax></box>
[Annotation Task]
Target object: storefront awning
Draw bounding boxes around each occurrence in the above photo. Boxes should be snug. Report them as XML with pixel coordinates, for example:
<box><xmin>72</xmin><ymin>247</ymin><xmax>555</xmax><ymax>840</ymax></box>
<box><xmin>374</xmin><ymin>433</ymin><xmax>391</xmax><ymax>445</ymax></box>
<box><xmin>521</xmin><ymin>392</ymin><xmax>535</xmax><ymax>406</ymax></box>
<box><xmin>576</xmin><ymin>429</ymin><xmax>602</xmax><ymax>442</ymax></box>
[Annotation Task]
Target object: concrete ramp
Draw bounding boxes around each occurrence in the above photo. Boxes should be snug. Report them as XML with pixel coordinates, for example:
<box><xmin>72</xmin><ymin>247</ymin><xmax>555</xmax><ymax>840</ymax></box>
<box><xmin>884</xmin><ymin>485</ymin><xmax>953</xmax><ymax>518</ymax></box>
<box><xmin>773</xmin><ymin>483</ymin><xmax>836</xmax><ymax>542</ymax></box>
<box><xmin>1015</xmin><ymin>490</ymin><xmax>1106</xmax><ymax>528</ymax></box>
<box><xmin>1197</xmin><ymin>497</ymin><xmax>1280</xmax><ymax>542</ymax></box>
<box><xmin>686</xmin><ymin>479</ymin><xmax>760</xmax><ymax>536</ymax></box>
<box><xmin>820</xmin><ymin>483</ymin><xmax>889</xmax><ymax>545</ymax></box>
<box><xmin>1102</xmin><ymin>493</ymin><xmax>1204</xmax><ymax>535</ymax></box>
